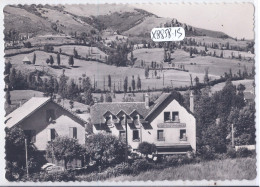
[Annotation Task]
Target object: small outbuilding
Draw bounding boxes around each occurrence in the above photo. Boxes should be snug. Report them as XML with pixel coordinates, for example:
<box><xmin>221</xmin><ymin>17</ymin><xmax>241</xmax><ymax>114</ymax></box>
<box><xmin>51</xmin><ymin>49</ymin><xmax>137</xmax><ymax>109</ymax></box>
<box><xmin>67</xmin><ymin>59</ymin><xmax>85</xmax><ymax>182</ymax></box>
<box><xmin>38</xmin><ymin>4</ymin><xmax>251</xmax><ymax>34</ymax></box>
<box><xmin>22</xmin><ymin>56</ymin><xmax>31</xmax><ymax>64</ymax></box>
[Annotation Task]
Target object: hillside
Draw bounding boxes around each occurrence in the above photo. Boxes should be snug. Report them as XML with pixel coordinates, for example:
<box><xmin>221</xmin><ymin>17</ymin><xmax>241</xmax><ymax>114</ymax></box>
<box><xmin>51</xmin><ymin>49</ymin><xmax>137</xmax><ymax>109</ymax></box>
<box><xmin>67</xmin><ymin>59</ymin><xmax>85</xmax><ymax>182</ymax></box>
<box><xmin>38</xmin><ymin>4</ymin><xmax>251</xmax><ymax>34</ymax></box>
<box><xmin>4</xmin><ymin>5</ymin><xmax>55</xmax><ymax>35</ymax></box>
<box><xmin>4</xmin><ymin>4</ymin><xmax>230</xmax><ymax>39</ymax></box>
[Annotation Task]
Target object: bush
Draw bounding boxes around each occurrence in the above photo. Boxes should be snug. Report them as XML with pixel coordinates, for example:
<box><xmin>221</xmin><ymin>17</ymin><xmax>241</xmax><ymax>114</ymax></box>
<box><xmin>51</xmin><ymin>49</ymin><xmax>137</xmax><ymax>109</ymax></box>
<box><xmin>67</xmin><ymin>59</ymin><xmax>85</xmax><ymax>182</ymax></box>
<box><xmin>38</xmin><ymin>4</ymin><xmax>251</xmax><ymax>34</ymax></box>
<box><xmin>226</xmin><ymin>147</ymin><xmax>236</xmax><ymax>158</ymax></box>
<box><xmin>24</xmin><ymin>42</ymin><xmax>32</xmax><ymax>48</ymax></box>
<box><xmin>163</xmin><ymin>154</ymin><xmax>192</xmax><ymax>166</ymax></box>
<box><xmin>199</xmin><ymin>145</ymin><xmax>215</xmax><ymax>160</ymax></box>
<box><xmin>236</xmin><ymin>148</ymin><xmax>252</xmax><ymax>158</ymax></box>
<box><xmin>131</xmin><ymin>158</ymin><xmax>152</xmax><ymax>174</ymax></box>
<box><xmin>138</xmin><ymin>142</ymin><xmax>156</xmax><ymax>157</ymax></box>
<box><xmin>21</xmin><ymin>171</ymin><xmax>76</xmax><ymax>182</ymax></box>
<box><xmin>113</xmin><ymin>162</ymin><xmax>132</xmax><ymax>175</ymax></box>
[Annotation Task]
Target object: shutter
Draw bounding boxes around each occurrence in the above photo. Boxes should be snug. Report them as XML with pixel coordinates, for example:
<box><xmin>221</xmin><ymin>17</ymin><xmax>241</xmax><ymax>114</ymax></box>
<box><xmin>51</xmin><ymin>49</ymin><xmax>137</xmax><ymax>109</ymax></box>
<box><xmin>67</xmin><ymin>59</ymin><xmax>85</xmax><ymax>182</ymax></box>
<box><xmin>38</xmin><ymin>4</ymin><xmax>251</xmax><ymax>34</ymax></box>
<box><xmin>73</xmin><ymin>127</ymin><xmax>77</xmax><ymax>139</ymax></box>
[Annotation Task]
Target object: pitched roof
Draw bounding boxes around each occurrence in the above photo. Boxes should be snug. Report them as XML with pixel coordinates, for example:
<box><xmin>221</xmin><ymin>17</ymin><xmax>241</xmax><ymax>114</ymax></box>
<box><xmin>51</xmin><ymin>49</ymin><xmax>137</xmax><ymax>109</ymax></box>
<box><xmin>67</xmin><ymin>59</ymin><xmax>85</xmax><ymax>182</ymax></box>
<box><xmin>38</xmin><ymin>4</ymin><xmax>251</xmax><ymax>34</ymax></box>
<box><xmin>90</xmin><ymin>102</ymin><xmax>150</xmax><ymax>124</ymax></box>
<box><xmin>145</xmin><ymin>93</ymin><xmax>172</xmax><ymax>120</ymax></box>
<box><xmin>22</xmin><ymin>56</ymin><xmax>30</xmax><ymax>62</ymax></box>
<box><xmin>5</xmin><ymin>97</ymin><xmax>51</xmax><ymax>128</ymax></box>
<box><xmin>5</xmin><ymin>97</ymin><xmax>87</xmax><ymax>128</ymax></box>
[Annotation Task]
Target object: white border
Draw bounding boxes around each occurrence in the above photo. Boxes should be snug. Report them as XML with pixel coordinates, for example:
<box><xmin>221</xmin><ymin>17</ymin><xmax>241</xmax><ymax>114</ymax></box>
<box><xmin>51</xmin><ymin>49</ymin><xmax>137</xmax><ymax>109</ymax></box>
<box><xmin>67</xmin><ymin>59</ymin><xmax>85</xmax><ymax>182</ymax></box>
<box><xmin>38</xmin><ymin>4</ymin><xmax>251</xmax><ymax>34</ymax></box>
<box><xmin>0</xmin><ymin>0</ymin><xmax>258</xmax><ymax>186</ymax></box>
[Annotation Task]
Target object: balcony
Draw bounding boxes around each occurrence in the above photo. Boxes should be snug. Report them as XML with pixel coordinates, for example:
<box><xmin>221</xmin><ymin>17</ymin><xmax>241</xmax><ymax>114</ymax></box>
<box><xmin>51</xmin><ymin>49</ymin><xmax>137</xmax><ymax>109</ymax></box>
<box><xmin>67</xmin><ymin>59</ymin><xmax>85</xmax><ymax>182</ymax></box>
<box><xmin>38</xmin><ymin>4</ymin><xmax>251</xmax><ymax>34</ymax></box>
<box><xmin>157</xmin><ymin>137</ymin><xmax>165</xmax><ymax>141</ymax></box>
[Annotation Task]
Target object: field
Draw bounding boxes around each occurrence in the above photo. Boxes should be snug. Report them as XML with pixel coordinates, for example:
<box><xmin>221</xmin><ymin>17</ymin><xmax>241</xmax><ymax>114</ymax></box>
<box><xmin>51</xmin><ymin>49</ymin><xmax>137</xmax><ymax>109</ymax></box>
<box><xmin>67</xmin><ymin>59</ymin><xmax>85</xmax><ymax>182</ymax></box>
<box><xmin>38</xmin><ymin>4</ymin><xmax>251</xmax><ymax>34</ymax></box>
<box><xmin>211</xmin><ymin>79</ymin><xmax>254</xmax><ymax>93</ymax></box>
<box><xmin>7</xmin><ymin>50</ymin><xmax>209</xmax><ymax>90</ymax></box>
<box><xmin>195</xmin><ymin>46</ymin><xmax>254</xmax><ymax>60</ymax></box>
<box><xmin>188</xmin><ymin>36</ymin><xmax>251</xmax><ymax>48</ymax></box>
<box><xmin>53</xmin><ymin>45</ymin><xmax>107</xmax><ymax>60</ymax></box>
<box><xmin>129</xmin><ymin>48</ymin><xmax>253</xmax><ymax>77</ymax></box>
<box><xmin>109</xmin><ymin>158</ymin><xmax>256</xmax><ymax>181</ymax></box>
<box><xmin>9</xmin><ymin>90</ymin><xmax>89</xmax><ymax>114</ymax></box>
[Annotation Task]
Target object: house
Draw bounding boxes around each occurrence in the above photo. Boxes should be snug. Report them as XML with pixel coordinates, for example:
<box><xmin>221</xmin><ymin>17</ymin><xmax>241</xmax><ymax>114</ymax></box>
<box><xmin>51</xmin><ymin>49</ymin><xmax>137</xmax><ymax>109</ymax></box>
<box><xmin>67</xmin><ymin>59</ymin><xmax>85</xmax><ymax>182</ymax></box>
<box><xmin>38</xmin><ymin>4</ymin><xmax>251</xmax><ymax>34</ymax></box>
<box><xmin>90</xmin><ymin>92</ymin><xmax>196</xmax><ymax>154</ymax></box>
<box><xmin>22</xmin><ymin>56</ymin><xmax>31</xmax><ymax>64</ymax></box>
<box><xmin>5</xmin><ymin>97</ymin><xmax>88</xmax><ymax>151</ymax></box>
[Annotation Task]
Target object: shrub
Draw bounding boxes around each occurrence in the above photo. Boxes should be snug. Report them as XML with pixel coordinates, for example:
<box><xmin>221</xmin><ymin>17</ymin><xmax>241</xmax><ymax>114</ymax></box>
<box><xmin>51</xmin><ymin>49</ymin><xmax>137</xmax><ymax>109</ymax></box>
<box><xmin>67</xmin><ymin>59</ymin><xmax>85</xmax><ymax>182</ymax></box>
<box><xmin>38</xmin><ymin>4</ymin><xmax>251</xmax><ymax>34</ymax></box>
<box><xmin>138</xmin><ymin>142</ymin><xmax>156</xmax><ymax>157</ymax></box>
<box><xmin>236</xmin><ymin>148</ymin><xmax>252</xmax><ymax>158</ymax></box>
<box><xmin>226</xmin><ymin>147</ymin><xmax>236</xmax><ymax>158</ymax></box>
<box><xmin>199</xmin><ymin>145</ymin><xmax>215</xmax><ymax>160</ymax></box>
<box><xmin>113</xmin><ymin>162</ymin><xmax>132</xmax><ymax>175</ymax></box>
<box><xmin>131</xmin><ymin>158</ymin><xmax>152</xmax><ymax>174</ymax></box>
<box><xmin>85</xmin><ymin>133</ymin><xmax>126</xmax><ymax>168</ymax></box>
<box><xmin>21</xmin><ymin>171</ymin><xmax>76</xmax><ymax>182</ymax></box>
<box><xmin>24</xmin><ymin>42</ymin><xmax>32</xmax><ymax>48</ymax></box>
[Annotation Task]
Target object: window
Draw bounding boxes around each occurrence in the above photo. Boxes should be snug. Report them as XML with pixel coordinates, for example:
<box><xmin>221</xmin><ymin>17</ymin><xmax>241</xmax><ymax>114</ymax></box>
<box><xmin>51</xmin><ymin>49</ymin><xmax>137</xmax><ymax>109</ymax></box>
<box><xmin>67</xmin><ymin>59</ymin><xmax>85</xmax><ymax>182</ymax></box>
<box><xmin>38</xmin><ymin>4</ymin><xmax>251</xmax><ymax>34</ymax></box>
<box><xmin>46</xmin><ymin>109</ymin><xmax>55</xmax><ymax>122</ymax></box>
<box><xmin>24</xmin><ymin>130</ymin><xmax>36</xmax><ymax>143</ymax></box>
<box><xmin>133</xmin><ymin>130</ymin><xmax>140</xmax><ymax>141</ymax></box>
<box><xmin>119</xmin><ymin>131</ymin><xmax>126</xmax><ymax>141</ymax></box>
<box><xmin>172</xmin><ymin>112</ymin><xmax>179</xmax><ymax>122</ymax></box>
<box><xmin>69</xmin><ymin>127</ymin><xmax>77</xmax><ymax>139</ymax></box>
<box><xmin>164</xmin><ymin>112</ymin><xmax>171</xmax><ymax>122</ymax></box>
<box><xmin>157</xmin><ymin>130</ymin><xmax>164</xmax><ymax>141</ymax></box>
<box><xmin>180</xmin><ymin>129</ymin><xmax>187</xmax><ymax>141</ymax></box>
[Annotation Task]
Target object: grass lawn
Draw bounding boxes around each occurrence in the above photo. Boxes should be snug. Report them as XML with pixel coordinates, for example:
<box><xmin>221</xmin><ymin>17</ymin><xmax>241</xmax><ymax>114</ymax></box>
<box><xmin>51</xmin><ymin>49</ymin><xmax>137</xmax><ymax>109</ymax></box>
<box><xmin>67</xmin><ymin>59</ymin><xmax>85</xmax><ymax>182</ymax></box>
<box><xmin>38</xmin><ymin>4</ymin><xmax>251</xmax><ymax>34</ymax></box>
<box><xmin>109</xmin><ymin>158</ymin><xmax>256</xmax><ymax>181</ymax></box>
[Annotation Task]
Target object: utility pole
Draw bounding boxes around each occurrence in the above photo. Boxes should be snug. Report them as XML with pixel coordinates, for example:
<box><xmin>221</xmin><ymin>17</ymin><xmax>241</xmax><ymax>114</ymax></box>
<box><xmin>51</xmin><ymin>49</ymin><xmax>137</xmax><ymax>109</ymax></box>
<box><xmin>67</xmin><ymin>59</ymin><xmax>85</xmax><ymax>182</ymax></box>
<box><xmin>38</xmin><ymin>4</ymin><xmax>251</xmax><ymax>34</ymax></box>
<box><xmin>25</xmin><ymin>138</ymin><xmax>29</xmax><ymax>179</ymax></box>
<box><xmin>231</xmin><ymin>124</ymin><xmax>235</xmax><ymax>148</ymax></box>
<box><xmin>124</xmin><ymin>114</ymin><xmax>128</xmax><ymax>162</ymax></box>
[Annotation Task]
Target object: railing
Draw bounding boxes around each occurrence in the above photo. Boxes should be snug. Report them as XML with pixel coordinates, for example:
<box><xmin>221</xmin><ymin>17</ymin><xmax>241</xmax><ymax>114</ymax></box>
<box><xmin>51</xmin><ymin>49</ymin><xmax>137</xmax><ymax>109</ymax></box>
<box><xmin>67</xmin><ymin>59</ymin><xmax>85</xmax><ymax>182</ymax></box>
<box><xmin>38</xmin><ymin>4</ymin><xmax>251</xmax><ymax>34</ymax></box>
<box><xmin>132</xmin><ymin>138</ymin><xmax>140</xmax><ymax>142</ymax></box>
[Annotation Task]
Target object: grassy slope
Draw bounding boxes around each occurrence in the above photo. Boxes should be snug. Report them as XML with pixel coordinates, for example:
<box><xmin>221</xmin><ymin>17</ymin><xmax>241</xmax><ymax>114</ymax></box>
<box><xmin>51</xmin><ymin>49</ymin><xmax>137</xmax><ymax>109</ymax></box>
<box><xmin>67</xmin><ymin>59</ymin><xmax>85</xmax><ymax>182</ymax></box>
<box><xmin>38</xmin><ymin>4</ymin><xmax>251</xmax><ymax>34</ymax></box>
<box><xmin>109</xmin><ymin>158</ymin><xmax>256</xmax><ymax>181</ymax></box>
<box><xmin>4</xmin><ymin>6</ymin><xmax>54</xmax><ymax>35</ymax></box>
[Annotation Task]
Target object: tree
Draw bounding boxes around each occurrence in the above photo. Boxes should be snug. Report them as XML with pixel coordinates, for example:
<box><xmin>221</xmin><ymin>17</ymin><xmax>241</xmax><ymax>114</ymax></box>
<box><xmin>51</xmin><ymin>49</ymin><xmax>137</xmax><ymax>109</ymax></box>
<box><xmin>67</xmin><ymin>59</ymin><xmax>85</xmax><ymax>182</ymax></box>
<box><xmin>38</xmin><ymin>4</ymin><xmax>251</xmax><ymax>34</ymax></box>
<box><xmin>57</xmin><ymin>53</ymin><xmax>61</xmax><ymax>66</ymax></box>
<box><xmin>190</xmin><ymin>48</ymin><xmax>193</xmax><ymax>57</ymax></box>
<box><xmin>123</xmin><ymin>76</ymin><xmax>128</xmax><ymax>94</ymax></box>
<box><xmin>204</xmin><ymin>68</ymin><xmax>209</xmax><ymax>85</ymax></box>
<box><xmin>49</xmin><ymin>55</ymin><xmax>54</xmax><ymax>66</ymax></box>
<box><xmin>5</xmin><ymin>90</ymin><xmax>11</xmax><ymax>105</ymax></box>
<box><xmin>137</xmin><ymin>75</ymin><xmax>141</xmax><ymax>91</ymax></box>
<box><xmin>73</xmin><ymin>47</ymin><xmax>78</xmax><ymax>58</ymax></box>
<box><xmin>58</xmin><ymin>70</ymin><xmax>68</xmax><ymax>100</ymax></box>
<box><xmin>85</xmin><ymin>133</ymin><xmax>126</xmax><ymax>168</ymax></box>
<box><xmin>46</xmin><ymin>58</ymin><xmax>50</xmax><ymax>65</ymax></box>
<box><xmin>100</xmin><ymin>93</ymin><xmax>104</xmax><ymax>102</ymax></box>
<box><xmin>131</xmin><ymin>75</ymin><xmax>135</xmax><ymax>93</ymax></box>
<box><xmin>105</xmin><ymin>92</ymin><xmax>112</xmax><ymax>102</ymax></box>
<box><xmin>68</xmin><ymin>56</ymin><xmax>74</xmax><ymax>66</ymax></box>
<box><xmin>9</xmin><ymin>68</ymin><xmax>17</xmax><ymax>89</ymax></box>
<box><xmin>46</xmin><ymin>136</ymin><xmax>85</xmax><ymax>170</ymax></box>
<box><xmin>145</xmin><ymin>66</ymin><xmax>149</xmax><ymax>79</ymax></box>
<box><xmin>84</xmin><ymin>88</ymin><xmax>94</xmax><ymax>106</ymax></box>
<box><xmin>138</xmin><ymin>142</ymin><xmax>156</xmax><ymax>158</ymax></box>
<box><xmin>4</xmin><ymin>61</ymin><xmax>12</xmax><ymax>75</ymax></box>
<box><xmin>32</xmin><ymin>53</ymin><xmax>36</xmax><ymax>65</ymax></box>
<box><xmin>108</xmin><ymin>75</ymin><xmax>111</xmax><ymax>91</ymax></box>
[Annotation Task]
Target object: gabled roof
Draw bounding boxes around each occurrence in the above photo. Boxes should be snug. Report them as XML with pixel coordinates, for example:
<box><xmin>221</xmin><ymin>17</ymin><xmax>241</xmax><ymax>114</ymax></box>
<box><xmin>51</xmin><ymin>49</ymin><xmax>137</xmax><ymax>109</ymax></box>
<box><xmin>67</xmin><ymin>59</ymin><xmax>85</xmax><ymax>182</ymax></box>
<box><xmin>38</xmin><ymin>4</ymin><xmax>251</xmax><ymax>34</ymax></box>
<box><xmin>5</xmin><ymin>97</ymin><xmax>87</xmax><ymax>128</ymax></box>
<box><xmin>145</xmin><ymin>93</ymin><xmax>171</xmax><ymax>120</ymax></box>
<box><xmin>90</xmin><ymin>102</ymin><xmax>150</xmax><ymax>124</ymax></box>
<box><xmin>5</xmin><ymin>97</ymin><xmax>51</xmax><ymax>128</ymax></box>
<box><xmin>22</xmin><ymin>56</ymin><xmax>30</xmax><ymax>62</ymax></box>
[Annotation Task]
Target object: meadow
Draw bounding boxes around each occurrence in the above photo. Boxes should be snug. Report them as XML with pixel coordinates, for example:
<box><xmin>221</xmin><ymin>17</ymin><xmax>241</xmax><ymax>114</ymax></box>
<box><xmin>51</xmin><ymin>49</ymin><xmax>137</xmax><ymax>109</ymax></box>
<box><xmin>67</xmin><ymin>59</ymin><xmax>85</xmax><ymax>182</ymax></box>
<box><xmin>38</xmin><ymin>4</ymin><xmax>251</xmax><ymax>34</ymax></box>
<box><xmin>109</xmin><ymin>158</ymin><xmax>256</xmax><ymax>181</ymax></box>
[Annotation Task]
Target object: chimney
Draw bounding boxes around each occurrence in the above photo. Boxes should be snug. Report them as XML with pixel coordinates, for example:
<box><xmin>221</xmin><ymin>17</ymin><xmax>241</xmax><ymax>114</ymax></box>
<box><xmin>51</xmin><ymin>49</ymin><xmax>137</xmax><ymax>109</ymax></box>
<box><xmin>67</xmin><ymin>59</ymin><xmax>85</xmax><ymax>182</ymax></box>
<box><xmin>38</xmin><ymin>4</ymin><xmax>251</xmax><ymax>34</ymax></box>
<box><xmin>190</xmin><ymin>91</ymin><xmax>194</xmax><ymax>113</ymax></box>
<box><xmin>145</xmin><ymin>93</ymin><xmax>150</xmax><ymax>109</ymax></box>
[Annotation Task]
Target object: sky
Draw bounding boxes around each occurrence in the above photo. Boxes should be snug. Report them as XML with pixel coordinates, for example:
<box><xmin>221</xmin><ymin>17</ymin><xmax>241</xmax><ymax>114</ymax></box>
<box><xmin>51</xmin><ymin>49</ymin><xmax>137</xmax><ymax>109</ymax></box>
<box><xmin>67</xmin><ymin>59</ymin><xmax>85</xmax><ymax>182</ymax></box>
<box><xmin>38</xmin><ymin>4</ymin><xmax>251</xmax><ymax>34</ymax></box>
<box><xmin>134</xmin><ymin>3</ymin><xmax>254</xmax><ymax>39</ymax></box>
